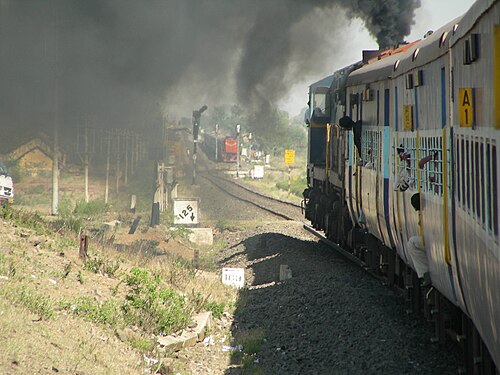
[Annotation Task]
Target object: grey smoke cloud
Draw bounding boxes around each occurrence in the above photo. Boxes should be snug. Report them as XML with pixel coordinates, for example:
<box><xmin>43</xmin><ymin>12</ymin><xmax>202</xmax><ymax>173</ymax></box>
<box><xmin>0</xmin><ymin>0</ymin><xmax>420</xmax><ymax>132</ymax></box>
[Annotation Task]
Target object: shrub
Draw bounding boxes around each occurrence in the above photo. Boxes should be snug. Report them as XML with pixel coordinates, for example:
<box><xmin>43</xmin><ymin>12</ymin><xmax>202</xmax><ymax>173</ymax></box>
<box><xmin>74</xmin><ymin>199</ymin><xmax>109</xmax><ymax>217</ymax></box>
<box><xmin>60</xmin><ymin>297</ymin><xmax>123</xmax><ymax>327</ymax></box>
<box><xmin>84</xmin><ymin>255</ymin><xmax>120</xmax><ymax>277</ymax></box>
<box><xmin>205</xmin><ymin>301</ymin><xmax>225</xmax><ymax>319</ymax></box>
<box><xmin>52</xmin><ymin>217</ymin><xmax>83</xmax><ymax>234</ymax></box>
<box><xmin>0</xmin><ymin>206</ymin><xmax>49</xmax><ymax>235</ymax></box>
<box><xmin>123</xmin><ymin>268</ymin><xmax>191</xmax><ymax>335</ymax></box>
<box><xmin>275</xmin><ymin>176</ymin><xmax>306</xmax><ymax>197</ymax></box>
<box><xmin>1</xmin><ymin>286</ymin><xmax>55</xmax><ymax>319</ymax></box>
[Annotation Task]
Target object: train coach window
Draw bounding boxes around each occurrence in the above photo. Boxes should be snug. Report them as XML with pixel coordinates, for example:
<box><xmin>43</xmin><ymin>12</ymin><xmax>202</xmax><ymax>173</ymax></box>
<box><xmin>456</xmin><ymin>139</ymin><xmax>461</xmax><ymax>203</ymax></box>
<box><xmin>486</xmin><ymin>143</ymin><xmax>498</xmax><ymax>237</ymax></box>
<box><xmin>395</xmin><ymin>137</ymin><xmax>417</xmax><ymax>189</ymax></box>
<box><xmin>466</xmin><ymin>139</ymin><xmax>471</xmax><ymax>211</ymax></box>
<box><xmin>457</xmin><ymin>136</ymin><xmax>498</xmax><ymax>238</ymax></box>
<box><xmin>420</xmin><ymin>136</ymin><xmax>443</xmax><ymax>196</ymax></box>
<box><xmin>361</xmin><ymin>129</ymin><xmax>381</xmax><ymax>171</ymax></box>
<box><xmin>475</xmin><ymin>141</ymin><xmax>482</xmax><ymax>222</ymax></box>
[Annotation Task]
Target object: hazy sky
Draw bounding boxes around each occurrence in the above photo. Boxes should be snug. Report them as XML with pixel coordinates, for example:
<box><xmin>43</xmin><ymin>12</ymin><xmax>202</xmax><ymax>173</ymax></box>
<box><xmin>279</xmin><ymin>0</ymin><xmax>477</xmax><ymax>115</ymax></box>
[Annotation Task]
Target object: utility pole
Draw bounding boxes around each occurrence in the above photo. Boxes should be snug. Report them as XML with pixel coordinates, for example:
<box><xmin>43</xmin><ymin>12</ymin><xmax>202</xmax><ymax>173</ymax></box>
<box><xmin>124</xmin><ymin>131</ymin><xmax>129</xmax><ymax>186</ymax></box>
<box><xmin>77</xmin><ymin>125</ymin><xmax>94</xmax><ymax>203</ymax></box>
<box><xmin>51</xmin><ymin>122</ymin><xmax>59</xmax><ymax>215</ymax></box>
<box><xmin>236</xmin><ymin>124</ymin><xmax>241</xmax><ymax>178</ymax></box>
<box><xmin>50</xmin><ymin>1</ymin><xmax>59</xmax><ymax>215</ymax></box>
<box><xmin>84</xmin><ymin>126</ymin><xmax>89</xmax><ymax>202</ymax></box>
<box><xmin>215</xmin><ymin>123</ymin><xmax>219</xmax><ymax>161</ymax></box>
<box><xmin>115</xmin><ymin>130</ymin><xmax>121</xmax><ymax>194</ymax></box>
<box><xmin>192</xmin><ymin>105</ymin><xmax>207</xmax><ymax>185</ymax></box>
<box><xmin>104</xmin><ymin>132</ymin><xmax>111</xmax><ymax>204</ymax></box>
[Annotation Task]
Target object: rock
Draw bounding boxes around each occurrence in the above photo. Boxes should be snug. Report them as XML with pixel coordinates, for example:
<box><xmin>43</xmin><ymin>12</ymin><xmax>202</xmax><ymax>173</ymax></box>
<box><xmin>188</xmin><ymin>228</ymin><xmax>213</xmax><ymax>246</ymax></box>
<box><xmin>157</xmin><ymin>312</ymin><xmax>212</xmax><ymax>351</ymax></box>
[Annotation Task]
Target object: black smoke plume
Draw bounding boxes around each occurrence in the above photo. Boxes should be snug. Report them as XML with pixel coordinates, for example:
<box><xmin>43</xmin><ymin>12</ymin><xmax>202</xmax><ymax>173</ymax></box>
<box><xmin>0</xmin><ymin>0</ymin><xmax>420</xmax><ymax>135</ymax></box>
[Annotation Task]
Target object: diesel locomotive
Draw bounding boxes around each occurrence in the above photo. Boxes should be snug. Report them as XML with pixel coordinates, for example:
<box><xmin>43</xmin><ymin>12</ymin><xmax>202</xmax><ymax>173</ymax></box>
<box><xmin>201</xmin><ymin>132</ymin><xmax>238</xmax><ymax>163</ymax></box>
<box><xmin>303</xmin><ymin>0</ymin><xmax>499</xmax><ymax>372</ymax></box>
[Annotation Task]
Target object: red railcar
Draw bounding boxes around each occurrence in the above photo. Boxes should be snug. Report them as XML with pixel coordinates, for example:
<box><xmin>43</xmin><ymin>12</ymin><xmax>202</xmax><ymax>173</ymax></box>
<box><xmin>202</xmin><ymin>132</ymin><xmax>238</xmax><ymax>163</ymax></box>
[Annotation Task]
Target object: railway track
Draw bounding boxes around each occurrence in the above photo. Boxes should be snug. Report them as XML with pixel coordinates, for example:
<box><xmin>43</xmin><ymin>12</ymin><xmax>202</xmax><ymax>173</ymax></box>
<box><xmin>180</xmin><ymin>139</ymin><xmax>463</xmax><ymax>373</ymax></box>
<box><xmin>198</xmin><ymin>170</ymin><xmax>304</xmax><ymax>222</ymax></box>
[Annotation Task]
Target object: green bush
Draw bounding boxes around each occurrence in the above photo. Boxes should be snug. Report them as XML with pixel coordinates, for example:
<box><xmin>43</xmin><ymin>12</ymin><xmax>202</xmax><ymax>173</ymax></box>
<box><xmin>60</xmin><ymin>297</ymin><xmax>123</xmax><ymax>327</ymax></box>
<box><xmin>84</xmin><ymin>255</ymin><xmax>120</xmax><ymax>277</ymax></box>
<box><xmin>275</xmin><ymin>176</ymin><xmax>306</xmax><ymax>197</ymax></box>
<box><xmin>123</xmin><ymin>268</ymin><xmax>191</xmax><ymax>335</ymax></box>
<box><xmin>205</xmin><ymin>301</ymin><xmax>225</xmax><ymax>319</ymax></box>
<box><xmin>1</xmin><ymin>286</ymin><xmax>55</xmax><ymax>319</ymax></box>
<box><xmin>0</xmin><ymin>206</ymin><xmax>50</xmax><ymax>235</ymax></box>
<box><xmin>52</xmin><ymin>217</ymin><xmax>83</xmax><ymax>234</ymax></box>
<box><xmin>74</xmin><ymin>199</ymin><xmax>109</xmax><ymax>217</ymax></box>
<box><xmin>58</xmin><ymin>197</ymin><xmax>74</xmax><ymax>218</ymax></box>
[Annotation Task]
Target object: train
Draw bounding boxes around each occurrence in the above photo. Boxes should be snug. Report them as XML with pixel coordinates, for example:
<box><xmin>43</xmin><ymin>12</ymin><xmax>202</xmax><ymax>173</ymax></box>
<box><xmin>0</xmin><ymin>163</ymin><xmax>14</xmax><ymax>205</ymax></box>
<box><xmin>302</xmin><ymin>0</ymin><xmax>499</xmax><ymax>372</ymax></box>
<box><xmin>201</xmin><ymin>132</ymin><xmax>238</xmax><ymax>163</ymax></box>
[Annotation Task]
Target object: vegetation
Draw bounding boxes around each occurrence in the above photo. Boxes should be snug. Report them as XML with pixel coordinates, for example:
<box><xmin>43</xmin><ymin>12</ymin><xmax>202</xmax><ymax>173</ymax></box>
<box><xmin>0</xmin><ymin>199</ymin><xmax>238</xmax><ymax>373</ymax></box>
<box><xmin>206</xmin><ymin>104</ymin><xmax>307</xmax><ymax>153</ymax></box>
<box><xmin>233</xmin><ymin>327</ymin><xmax>267</xmax><ymax>373</ymax></box>
<box><xmin>276</xmin><ymin>176</ymin><xmax>307</xmax><ymax>197</ymax></box>
<box><xmin>1</xmin><ymin>285</ymin><xmax>55</xmax><ymax>320</ymax></box>
<box><xmin>122</xmin><ymin>267</ymin><xmax>191</xmax><ymax>334</ymax></box>
<box><xmin>83</xmin><ymin>254</ymin><xmax>121</xmax><ymax>277</ymax></box>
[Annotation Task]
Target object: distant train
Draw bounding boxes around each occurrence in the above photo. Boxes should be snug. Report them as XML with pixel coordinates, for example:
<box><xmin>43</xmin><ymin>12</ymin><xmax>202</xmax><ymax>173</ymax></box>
<box><xmin>201</xmin><ymin>132</ymin><xmax>238</xmax><ymax>163</ymax></box>
<box><xmin>303</xmin><ymin>0</ymin><xmax>499</xmax><ymax>372</ymax></box>
<box><xmin>0</xmin><ymin>163</ymin><xmax>14</xmax><ymax>205</ymax></box>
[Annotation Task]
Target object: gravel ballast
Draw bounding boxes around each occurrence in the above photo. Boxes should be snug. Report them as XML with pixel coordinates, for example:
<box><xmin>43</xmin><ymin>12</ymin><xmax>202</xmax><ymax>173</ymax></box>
<box><xmin>173</xmin><ymin>149</ymin><xmax>463</xmax><ymax>374</ymax></box>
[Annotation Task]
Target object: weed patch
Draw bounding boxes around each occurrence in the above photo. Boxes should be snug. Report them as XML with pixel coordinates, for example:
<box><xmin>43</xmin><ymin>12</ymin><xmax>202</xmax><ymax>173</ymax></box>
<box><xmin>0</xmin><ymin>254</ymin><xmax>16</xmax><ymax>278</ymax></box>
<box><xmin>123</xmin><ymin>267</ymin><xmax>191</xmax><ymax>335</ymax></box>
<box><xmin>60</xmin><ymin>297</ymin><xmax>123</xmax><ymax>327</ymax></box>
<box><xmin>74</xmin><ymin>199</ymin><xmax>109</xmax><ymax>217</ymax></box>
<box><xmin>275</xmin><ymin>176</ymin><xmax>306</xmax><ymax>197</ymax></box>
<box><xmin>83</xmin><ymin>254</ymin><xmax>120</xmax><ymax>277</ymax></box>
<box><xmin>232</xmin><ymin>327</ymin><xmax>266</xmax><ymax>373</ymax></box>
<box><xmin>0</xmin><ymin>206</ymin><xmax>50</xmax><ymax>235</ymax></box>
<box><xmin>1</xmin><ymin>285</ymin><xmax>55</xmax><ymax>319</ymax></box>
<box><xmin>52</xmin><ymin>216</ymin><xmax>83</xmax><ymax>234</ymax></box>
<box><xmin>128</xmin><ymin>337</ymin><xmax>156</xmax><ymax>353</ymax></box>
<box><xmin>205</xmin><ymin>301</ymin><xmax>225</xmax><ymax>318</ymax></box>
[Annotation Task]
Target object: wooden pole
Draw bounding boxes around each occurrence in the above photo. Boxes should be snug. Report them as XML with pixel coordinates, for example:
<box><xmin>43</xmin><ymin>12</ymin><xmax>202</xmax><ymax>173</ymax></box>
<box><xmin>288</xmin><ymin>164</ymin><xmax>291</xmax><ymax>195</ymax></box>
<box><xmin>84</xmin><ymin>126</ymin><xmax>89</xmax><ymax>203</ymax></box>
<box><xmin>50</xmin><ymin>6</ymin><xmax>59</xmax><ymax>216</ymax></box>
<box><xmin>79</xmin><ymin>234</ymin><xmax>88</xmax><ymax>260</ymax></box>
<box><xmin>51</xmin><ymin>122</ymin><xmax>59</xmax><ymax>215</ymax></box>
<box><xmin>115</xmin><ymin>131</ymin><xmax>121</xmax><ymax>194</ymax></box>
<box><xmin>124</xmin><ymin>132</ymin><xmax>129</xmax><ymax>186</ymax></box>
<box><xmin>105</xmin><ymin>136</ymin><xmax>110</xmax><ymax>204</ymax></box>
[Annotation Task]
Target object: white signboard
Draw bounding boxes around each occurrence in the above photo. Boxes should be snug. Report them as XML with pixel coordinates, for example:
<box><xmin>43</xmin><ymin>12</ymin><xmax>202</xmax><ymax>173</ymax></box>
<box><xmin>222</xmin><ymin>268</ymin><xmax>245</xmax><ymax>289</ymax></box>
<box><xmin>173</xmin><ymin>198</ymin><xmax>199</xmax><ymax>225</ymax></box>
<box><xmin>253</xmin><ymin>165</ymin><xmax>264</xmax><ymax>179</ymax></box>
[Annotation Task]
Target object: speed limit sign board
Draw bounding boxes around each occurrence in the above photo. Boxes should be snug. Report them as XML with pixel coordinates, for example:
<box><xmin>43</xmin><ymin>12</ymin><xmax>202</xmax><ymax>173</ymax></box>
<box><xmin>284</xmin><ymin>149</ymin><xmax>295</xmax><ymax>165</ymax></box>
<box><xmin>173</xmin><ymin>198</ymin><xmax>199</xmax><ymax>225</ymax></box>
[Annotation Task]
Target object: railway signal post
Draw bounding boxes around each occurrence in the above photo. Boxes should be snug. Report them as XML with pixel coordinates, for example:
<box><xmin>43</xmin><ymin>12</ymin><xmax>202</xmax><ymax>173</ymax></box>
<box><xmin>215</xmin><ymin>123</ymin><xmax>219</xmax><ymax>161</ymax></box>
<box><xmin>284</xmin><ymin>149</ymin><xmax>295</xmax><ymax>194</ymax></box>
<box><xmin>192</xmin><ymin>105</ymin><xmax>207</xmax><ymax>185</ymax></box>
<box><xmin>236</xmin><ymin>124</ymin><xmax>241</xmax><ymax>177</ymax></box>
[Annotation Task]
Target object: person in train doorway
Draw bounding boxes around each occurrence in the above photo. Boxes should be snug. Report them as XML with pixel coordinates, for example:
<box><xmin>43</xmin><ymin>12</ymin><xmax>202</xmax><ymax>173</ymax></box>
<box><xmin>406</xmin><ymin>193</ymin><xmax>432</xmax><ymax>287</ymax></box>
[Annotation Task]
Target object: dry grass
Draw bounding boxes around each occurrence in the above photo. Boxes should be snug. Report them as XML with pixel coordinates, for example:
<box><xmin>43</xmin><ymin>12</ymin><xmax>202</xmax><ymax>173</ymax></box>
<box><xmin>0</xmin><ymin>299</ymin><xmax>142</xmax><ymax>374</ymax></box>
<box><xmin>0</xmin><ymin>197</ymin><xmax>238</xmax><ymax>373</ymax></box>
